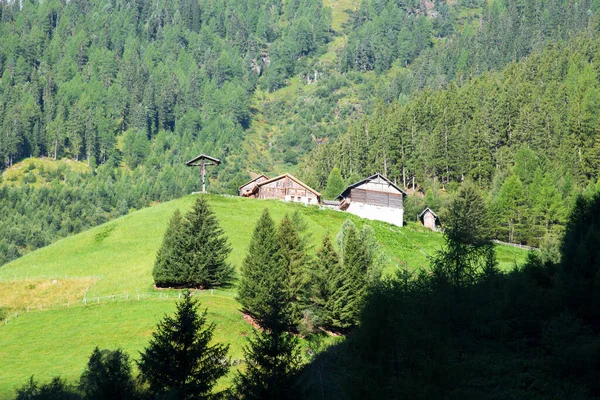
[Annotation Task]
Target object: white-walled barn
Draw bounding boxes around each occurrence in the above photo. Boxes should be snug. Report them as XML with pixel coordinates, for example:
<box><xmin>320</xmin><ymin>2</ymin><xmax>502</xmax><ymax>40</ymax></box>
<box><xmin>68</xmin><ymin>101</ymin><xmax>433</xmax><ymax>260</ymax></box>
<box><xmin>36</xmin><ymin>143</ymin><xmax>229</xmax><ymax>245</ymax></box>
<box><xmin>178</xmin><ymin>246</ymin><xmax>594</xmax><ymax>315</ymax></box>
<box><xmin>337</xmin><ymin>173</ymin><xmax>407</xmax><ymax>227</ymax></box>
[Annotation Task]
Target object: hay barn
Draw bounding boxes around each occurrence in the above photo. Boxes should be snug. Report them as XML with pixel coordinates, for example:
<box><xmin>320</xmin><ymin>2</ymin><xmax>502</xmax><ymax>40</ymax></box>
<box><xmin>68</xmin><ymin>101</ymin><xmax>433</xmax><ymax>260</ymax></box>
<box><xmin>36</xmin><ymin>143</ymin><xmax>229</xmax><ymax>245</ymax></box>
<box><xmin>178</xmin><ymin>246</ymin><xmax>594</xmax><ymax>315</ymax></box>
<box><xmin>338</xmin><ymin>173</ymin><xmax>407</xmax><ymax>227</ymax></box>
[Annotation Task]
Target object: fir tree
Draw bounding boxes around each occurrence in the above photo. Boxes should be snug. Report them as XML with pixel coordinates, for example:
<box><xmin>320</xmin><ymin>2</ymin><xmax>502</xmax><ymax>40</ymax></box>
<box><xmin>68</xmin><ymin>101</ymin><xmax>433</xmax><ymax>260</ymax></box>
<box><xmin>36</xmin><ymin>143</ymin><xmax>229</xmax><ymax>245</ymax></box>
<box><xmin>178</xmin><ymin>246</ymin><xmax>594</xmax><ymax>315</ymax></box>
<box><xmin>181</xmin><ymin>196</ymin><xmax>233</xmax><ymax>288</ymax></box>
<box><xmin>235</xmin><ymin>213</ymin><xmax>301</xmax><ymax>399</ymax></box>
<box><xmin>433</xmin><ymin>182</ymin><xmax>495</xmax><ymax>289</ymax></box>
<box><xmin>233</xmin><ymin>329</ymin><xmax>301</xmax><ymax>400</ymax></box>
<box><xmin>277</xmin><ymin>215</ymin><xmax>307</xmax><ymax>327</ymax></box>
<box><xmin>153</xmin><ymin>197</ymin><xmax>233</xmax><ymax>289</ymax></box>
<box><xmin>327</xmin><ymin>222</ymin><xmax>369</xmax><ymax>330</ymax></box>
<box><xmin>309</xmin><ymin>234</ymin><xmax>339</xmax><ymax>327</ymax></box>
<box><xmin>153</xmin><ymin>209</ymin><xmax>187</xmax><ymax>287</ymax></box>
<box><xmin>137</xmin><ymin>291</ymin><xmax>229</xmax><ymax>400</ymax></box>
<box><xmin>238</xmin><ymin>208</ymin><xmax>292</xmax><ymax>332</ymax></box>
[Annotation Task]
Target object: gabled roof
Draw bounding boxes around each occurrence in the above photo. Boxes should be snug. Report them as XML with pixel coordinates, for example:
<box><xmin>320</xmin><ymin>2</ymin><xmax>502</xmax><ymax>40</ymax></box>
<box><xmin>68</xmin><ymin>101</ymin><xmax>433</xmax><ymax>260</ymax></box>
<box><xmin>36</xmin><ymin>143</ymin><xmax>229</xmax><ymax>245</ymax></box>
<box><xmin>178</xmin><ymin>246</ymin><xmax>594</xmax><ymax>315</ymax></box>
<box><xmin>418</xmin><ymin>208</ymin><xmax>441</xmax><ymax>227</ymax></box>
<box><xmin>257</xmin><ymin>173</ymin><xmax>321</xmax><ymax>197</ymax></box>
<box><xmin>185</xmin><ymin>154</ymin><xmax>221</xmax><ymax>166</ymax></box>
<box><xmin>418</xmin><ymin>207</ymin><xmax>439</xmax><ymax>220</ymax></box>
<box><xmin>238</xmin><ymin>174</ymin><xmax>268</xmax><ymax>191</ymax></box>
<box><xmin>337</xmin><ymin>172</ymin><xmax>407</xmax><ymax>199</ymax></box>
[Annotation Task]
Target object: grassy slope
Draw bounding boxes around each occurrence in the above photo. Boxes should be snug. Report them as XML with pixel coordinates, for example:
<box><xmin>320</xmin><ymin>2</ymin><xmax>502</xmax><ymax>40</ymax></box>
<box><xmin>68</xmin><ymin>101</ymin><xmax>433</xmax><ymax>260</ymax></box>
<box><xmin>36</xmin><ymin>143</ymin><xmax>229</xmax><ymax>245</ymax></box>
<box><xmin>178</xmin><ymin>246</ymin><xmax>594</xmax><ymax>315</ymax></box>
<box><xmin>0</xmin><ymin>157</ymin><xmax>90</xmax><ymax>187</ymax></box>
<box><xmin>0</xmin><ymin>194</ymin><xmax>526</xmax><ymax>397</ymax></box>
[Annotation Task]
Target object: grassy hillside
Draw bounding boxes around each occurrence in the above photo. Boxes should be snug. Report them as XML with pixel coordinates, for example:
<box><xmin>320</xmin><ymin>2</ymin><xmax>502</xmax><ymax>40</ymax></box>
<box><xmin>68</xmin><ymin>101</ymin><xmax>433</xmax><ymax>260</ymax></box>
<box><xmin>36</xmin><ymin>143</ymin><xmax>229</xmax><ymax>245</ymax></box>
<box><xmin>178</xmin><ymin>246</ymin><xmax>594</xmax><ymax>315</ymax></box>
<box><xmin>0</xmin><ymin>194</ymin><xmax>526</xmax><ymax>397</ymax></box>
<box><xmin>0</xmin><ymin>158</ymin><xmax>91</xmax><ymax>188</ymax></box>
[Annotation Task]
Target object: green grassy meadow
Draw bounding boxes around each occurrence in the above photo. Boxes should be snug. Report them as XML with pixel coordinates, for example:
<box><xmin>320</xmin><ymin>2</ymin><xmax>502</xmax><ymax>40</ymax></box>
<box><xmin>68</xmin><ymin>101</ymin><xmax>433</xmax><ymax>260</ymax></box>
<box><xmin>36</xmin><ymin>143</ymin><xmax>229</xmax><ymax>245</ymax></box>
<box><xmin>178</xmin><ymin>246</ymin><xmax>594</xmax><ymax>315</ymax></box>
<box><xmin>0</xmin><ymin>194</ymin><xmax>527</xmax><ymax>397</ymax></box>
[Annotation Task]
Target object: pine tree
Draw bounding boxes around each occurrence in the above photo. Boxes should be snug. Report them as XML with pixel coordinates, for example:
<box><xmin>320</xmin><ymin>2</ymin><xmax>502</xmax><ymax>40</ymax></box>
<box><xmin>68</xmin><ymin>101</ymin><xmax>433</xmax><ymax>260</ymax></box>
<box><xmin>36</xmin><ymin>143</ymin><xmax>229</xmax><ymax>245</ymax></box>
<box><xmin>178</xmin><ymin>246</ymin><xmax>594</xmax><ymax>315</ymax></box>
<box><xmin>496</xmin><ymin>174</ymin><xmax>527</xmax><ymax>243</ymax></box>
<box><xmin>235</xmin><ymin>213</ymin><xmax>301</xmax><ymax>399</ymax></box>
<box><xmin>137</xmin><ymin>291</ymin><xmax>229</xmax><ymax>400</ymax></box>
<box><xmin>277</xmin><ymin>215</ymin><xmax>307</xmax><ymax>327</ymax></box>
<box><xmin>153</xmin><ymin>197</ymin><xmax>233</xmax><ymax>289</ymax></box>
<box><xmin>309</xmin><ymin>234</ymin><xmax>339</xmax><ymax>327</ymax></box>
<box><xmin>327</xmin><ymin>222</ymin><xmax>369</xmax><ymax>330</ymax></box>
<box><xmin>433</xmin><ymin>182</ymin><xmax>495</xmax><ymax>289</ymax></box>
<box><xmin>324</xmin><ymin>167</ymin><xmax>345</xmax><ymax>200</ymax></box>
<box><xmin>233</xmin><ymin>329</ymin><xmax>301</xmax><ymax>400</ymax></box>
<box><xmin>153</xmin><ymin>209</ymin><xmax>187</xmax><ymax>287</ymax></box>
<box><xmin>181</xmin><ymin>196</ymin><xmax>234</xmax><ymax>288</ymax></box>
<box><xmin>238</xmin><ymin>208</ymin><xmax>292</xmax><ymax>331</ymax></box>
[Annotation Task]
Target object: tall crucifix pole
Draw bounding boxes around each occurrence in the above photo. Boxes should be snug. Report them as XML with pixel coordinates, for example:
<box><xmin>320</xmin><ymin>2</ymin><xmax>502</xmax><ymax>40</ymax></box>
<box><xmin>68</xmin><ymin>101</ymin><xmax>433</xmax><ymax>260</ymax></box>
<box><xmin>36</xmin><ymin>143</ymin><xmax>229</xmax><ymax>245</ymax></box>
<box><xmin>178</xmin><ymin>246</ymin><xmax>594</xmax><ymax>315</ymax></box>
<box><xmin>185</xmin><ymin>154</ymin><xmax>221</xmax><ymax>194</ymax></box>
<box><xmin>201</xmin><ymin>158</ymin><xmax>206</xmax><ymax>193</ymax></box>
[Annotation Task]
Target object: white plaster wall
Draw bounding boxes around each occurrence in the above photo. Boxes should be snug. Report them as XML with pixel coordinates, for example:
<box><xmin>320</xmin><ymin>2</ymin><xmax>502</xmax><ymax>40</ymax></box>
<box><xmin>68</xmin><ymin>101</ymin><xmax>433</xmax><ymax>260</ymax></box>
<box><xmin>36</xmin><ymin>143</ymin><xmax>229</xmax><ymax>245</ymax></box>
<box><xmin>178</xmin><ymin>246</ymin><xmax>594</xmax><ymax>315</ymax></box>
<box><xmin>346</xmin><ymin>202</ymin><xmax>403</xmax><ymax>227</ymax></box>
<box><xmin>284</xmin><ymin>194</ymin><xmax>318</xmax><ymax>205</ymax></box>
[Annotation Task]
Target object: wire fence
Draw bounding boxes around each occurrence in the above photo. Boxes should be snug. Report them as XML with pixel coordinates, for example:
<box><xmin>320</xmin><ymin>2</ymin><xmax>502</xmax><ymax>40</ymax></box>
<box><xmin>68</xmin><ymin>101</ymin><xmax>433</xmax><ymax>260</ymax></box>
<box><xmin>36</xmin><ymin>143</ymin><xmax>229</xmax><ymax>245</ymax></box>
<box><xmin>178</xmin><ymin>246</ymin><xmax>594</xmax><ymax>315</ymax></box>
<box><xmin>0</xmin><ymin>274</ymin><xmax>105</xmax><ymax>282</ymax></box>
<box><xmin>492</xmin><ymin>240</ymin><xmax>539</xmax><ymax>251</ymax></box>
<box><xmin>0</xmin><ymin>288</ymin><xmax>232</xmax><ymax>328</ymax></box>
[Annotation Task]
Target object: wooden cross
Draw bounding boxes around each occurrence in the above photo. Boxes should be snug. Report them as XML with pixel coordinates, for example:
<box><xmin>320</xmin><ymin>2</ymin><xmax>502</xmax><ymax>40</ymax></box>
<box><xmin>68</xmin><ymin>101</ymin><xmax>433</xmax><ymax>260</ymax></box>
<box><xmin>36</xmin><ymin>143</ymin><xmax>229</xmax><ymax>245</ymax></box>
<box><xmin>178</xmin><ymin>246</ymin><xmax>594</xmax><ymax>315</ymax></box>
<box><xmin>185</xmin><ymin>154</ymin><xmax>221</xmax><ymax>193</ymax></box>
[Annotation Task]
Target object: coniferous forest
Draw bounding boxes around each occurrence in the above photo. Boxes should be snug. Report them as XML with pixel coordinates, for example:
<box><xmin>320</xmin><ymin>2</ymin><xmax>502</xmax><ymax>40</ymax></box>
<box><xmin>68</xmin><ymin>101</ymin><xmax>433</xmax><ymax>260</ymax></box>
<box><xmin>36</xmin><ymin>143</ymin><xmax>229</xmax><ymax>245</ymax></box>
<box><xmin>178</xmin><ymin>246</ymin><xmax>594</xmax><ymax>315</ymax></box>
<box><xmin>1</xmin><ymin>0</ymin><xmax>600</xmax><ymax>263</ymax></box>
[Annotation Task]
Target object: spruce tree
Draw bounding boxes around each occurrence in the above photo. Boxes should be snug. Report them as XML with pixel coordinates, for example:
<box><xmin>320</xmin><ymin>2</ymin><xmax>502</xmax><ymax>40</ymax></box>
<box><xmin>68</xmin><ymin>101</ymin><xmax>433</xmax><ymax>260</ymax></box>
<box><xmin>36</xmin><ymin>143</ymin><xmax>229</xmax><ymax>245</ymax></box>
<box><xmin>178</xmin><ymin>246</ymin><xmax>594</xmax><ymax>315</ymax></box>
<box><xmin>433</xmin><ymin>182</ymin><xmax>495</xmax><ymax>289</ymax></box>
<box><xmin>340</xmin><ymin>225</ymin><xmax>370</xmax><ymax>326</ymax></box>
<box><xmin>181</xmin><ymin>196</ymin><xmax>233</xmax><ymax>288</ymax></box>
<box><xmin>238</xmin><ymin>208</ymin><xmax>292</xmax><ymax>331</ymax></box>
<box><xmin>137</xmin><ymin>291</ymin><xmax>229</xmax><ymax>400</ymax></box>
<box><xmin>309</xmin><ymin>234</ymin><xmax>339</xmax><ymax>327</ymax></box>
<box><xmin>277</xmin><ymin>215</ymin><xmax>307</xmax><ymax>327</ymax></box>
<box><xmin>234</xmin><ymin>329</ymin><xmax>301</xmax><ymax>400</ymax></box>
<box><xmin>153</xmin><ymin>209</ymin><xmax>187</xmax><ymax>287</ymax></box>
<box><xmin>235</xmin><ymin>212</ymin><xmax>301</xmax><ymax>399</ymax></box>
<box><xmin>324</xmin><ymin>221</ymin><xmax>385</xmax><ymax>330</ymax></box>
<box><xmin>153</xmin><ymin>197</ymin><xmax>233</xmax><ymax>289</ymax></box>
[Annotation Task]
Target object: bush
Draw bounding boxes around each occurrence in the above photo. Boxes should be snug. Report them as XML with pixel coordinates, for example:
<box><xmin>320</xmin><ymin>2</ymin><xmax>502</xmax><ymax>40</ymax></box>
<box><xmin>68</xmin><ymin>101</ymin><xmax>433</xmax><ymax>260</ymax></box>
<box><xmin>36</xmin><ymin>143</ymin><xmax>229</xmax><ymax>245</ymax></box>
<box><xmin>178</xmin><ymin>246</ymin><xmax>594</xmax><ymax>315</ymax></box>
<box><xmin>79</xmin><ymin>348</ymin><xmax>138</xmax><ymax>400</ymax></box>
<box><xmin>16</xmin><ymin>377</ymin><xmax>80</xmax><ymax>400</ymax></box>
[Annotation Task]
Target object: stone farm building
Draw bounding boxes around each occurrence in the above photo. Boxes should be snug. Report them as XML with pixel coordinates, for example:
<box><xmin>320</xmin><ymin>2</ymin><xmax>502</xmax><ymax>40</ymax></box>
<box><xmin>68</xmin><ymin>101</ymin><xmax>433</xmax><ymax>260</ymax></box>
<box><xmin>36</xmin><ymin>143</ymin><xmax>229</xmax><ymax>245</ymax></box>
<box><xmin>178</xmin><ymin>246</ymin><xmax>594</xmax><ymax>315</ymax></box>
<box><xmin>338</xmin><ymin>173</ymin><xmax>407</xmax><ymax>227</ymax></box>
<box><xmin>239</xmin><ymin>173</ymin><xmax>321</xmax><ymax>204</ymax></box>
<box><xmin>418</xmin><ymin>207</ymin><xmax>441</xmax><ymax>232</ymax></box>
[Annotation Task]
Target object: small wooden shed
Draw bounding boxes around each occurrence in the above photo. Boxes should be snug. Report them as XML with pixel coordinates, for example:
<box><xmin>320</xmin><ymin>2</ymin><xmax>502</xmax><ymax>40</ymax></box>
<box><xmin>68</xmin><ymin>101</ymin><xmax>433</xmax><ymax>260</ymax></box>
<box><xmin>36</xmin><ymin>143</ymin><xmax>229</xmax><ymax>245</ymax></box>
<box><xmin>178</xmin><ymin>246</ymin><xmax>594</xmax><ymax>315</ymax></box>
<box><xmin>418</xmin><ymin>208</ymin><xmax>441</xmax><ymax>231</ymax></box>
<box><xmin>254</xmin><ymin>173</ymin><xmax>321</xmax><ymax>204</ymax></box>
<box><xmin>239</xmin><ymin>175</ymin><xmax>269</xmax><ymax>197</ymax></box>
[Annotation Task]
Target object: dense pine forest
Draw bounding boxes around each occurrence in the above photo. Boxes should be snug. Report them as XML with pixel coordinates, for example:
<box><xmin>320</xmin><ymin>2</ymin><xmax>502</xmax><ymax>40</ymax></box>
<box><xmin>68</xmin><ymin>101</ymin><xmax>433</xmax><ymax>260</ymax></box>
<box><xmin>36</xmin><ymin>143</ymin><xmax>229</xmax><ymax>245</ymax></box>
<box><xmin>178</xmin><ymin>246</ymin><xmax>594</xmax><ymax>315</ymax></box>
<box><xmin>1</xmin><ymin>0</ymin><xmax>599</xmax><ymax>260</ymax></box>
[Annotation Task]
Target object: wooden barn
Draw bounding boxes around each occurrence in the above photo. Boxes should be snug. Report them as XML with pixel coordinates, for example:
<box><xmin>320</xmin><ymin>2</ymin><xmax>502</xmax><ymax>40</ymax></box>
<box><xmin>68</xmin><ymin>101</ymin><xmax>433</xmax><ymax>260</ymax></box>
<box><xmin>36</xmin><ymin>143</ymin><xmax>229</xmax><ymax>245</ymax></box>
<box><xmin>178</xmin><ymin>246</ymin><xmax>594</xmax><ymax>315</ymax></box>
<box><xmin>337</xmin><ymin>173</ymin><xmax>407</xmax><ymax>227</ymax></box>
<box><xmin>239</xmin><ymin>175</ymin><xmax>269</xmax><ymax>197</ymax></box>
<box><xmin>419</xmin><ymin>208</ymin><xmax>441</xmax><ymax>231</ymax></box>
<box><xmin>250</xmin><ymin>173</ymin><xmax>321</xmax><ymax>204</ymax></box>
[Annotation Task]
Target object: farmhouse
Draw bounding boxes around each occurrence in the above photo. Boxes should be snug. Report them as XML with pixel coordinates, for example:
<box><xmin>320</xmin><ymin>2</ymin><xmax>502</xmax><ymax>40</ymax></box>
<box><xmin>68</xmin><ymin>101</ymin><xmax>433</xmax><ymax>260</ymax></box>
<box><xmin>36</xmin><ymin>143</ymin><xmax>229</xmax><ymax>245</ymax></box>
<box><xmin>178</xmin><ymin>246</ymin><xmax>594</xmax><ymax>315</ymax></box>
<box><xmin>419</xmin><ymin>207</ymin><xmax>441</xmax><ymax>231</ymax></box>
<box><xmin>242</xmin><ymin>173</ymin><xmax>321</xmax><ymax>204</ymax></box>
<box><xmin>337</xmin><ymin>173</ymin><xmax>407</xmax><ymax>227</ymax></box>
<box><xmin>239</xmin><ymin>174</ymin><xmax>269</xmax><ymax>197</ymax></box>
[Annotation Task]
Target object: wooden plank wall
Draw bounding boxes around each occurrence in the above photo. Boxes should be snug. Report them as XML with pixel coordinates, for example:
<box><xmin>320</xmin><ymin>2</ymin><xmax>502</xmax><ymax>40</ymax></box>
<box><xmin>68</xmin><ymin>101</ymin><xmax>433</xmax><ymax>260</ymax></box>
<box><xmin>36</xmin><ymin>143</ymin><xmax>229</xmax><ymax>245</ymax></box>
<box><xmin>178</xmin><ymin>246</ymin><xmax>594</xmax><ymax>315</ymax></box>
<box><xmin>350</xmin><ymin>189</ymin><xmax>403</xmax><ymax>209</ymax></box>
<box><xmin>258</xmin><ymin>177</ymin><xmax>318</xmax><ymax>200</ymax></box>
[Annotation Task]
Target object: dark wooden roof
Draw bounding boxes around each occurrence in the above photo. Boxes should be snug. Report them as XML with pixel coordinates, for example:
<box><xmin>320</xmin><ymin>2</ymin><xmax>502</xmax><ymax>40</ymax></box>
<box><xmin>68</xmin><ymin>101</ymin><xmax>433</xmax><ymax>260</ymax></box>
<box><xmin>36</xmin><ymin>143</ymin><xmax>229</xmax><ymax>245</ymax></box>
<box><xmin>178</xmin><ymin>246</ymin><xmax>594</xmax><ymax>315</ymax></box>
<box><xmin>257</xmin><ymin>173</ymin><xmax>321</xmax><ymax>197</ymax></box>
<box><xmin>185</xmin><ymin>154</ymin><xmax>221</xmax><ymax>166</ymax></box>
<box><xmin>418</xmin><ymin>208</ymin><xmax>440</xmax><ymax>224</ymax></box>
<box><xmin>337</xmin><ymin>172</ymin><xmax>407</xmax><ymax>199</ymax></box>
<box><xmin>238</xmin><ymin>174</ymin><xmax>268</xmax><ymax>191</ymax></box>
